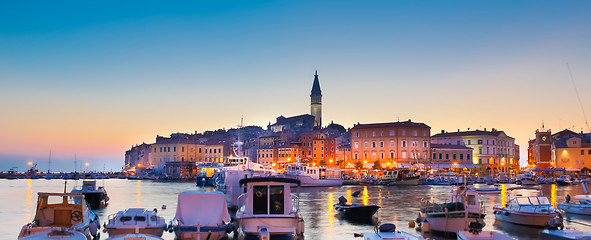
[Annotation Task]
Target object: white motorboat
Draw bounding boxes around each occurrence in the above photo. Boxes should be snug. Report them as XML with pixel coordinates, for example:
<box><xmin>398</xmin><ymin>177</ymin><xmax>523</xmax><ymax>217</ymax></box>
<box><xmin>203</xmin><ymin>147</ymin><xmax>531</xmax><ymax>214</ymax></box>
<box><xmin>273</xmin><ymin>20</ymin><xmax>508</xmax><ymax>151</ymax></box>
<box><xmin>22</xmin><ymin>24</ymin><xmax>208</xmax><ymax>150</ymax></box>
<box><xmin>556</xmin><ymin>175</ymin><xmax>572</xmax><ymax>186</ymax></box>
<box><xmin>171</xmin><ymin>191</ymin><xmax>231</xmax><ymax>240</ymax></box>
<box><xmin>493</xmin><ymin>196</ymin><xmax>563</xmax><ymax>227</ymax></box>
<box><xmin>18</xmin><ymin>192</ymin><xmax>100</xmax><ymax>239</ymax></box>
<box><xmin>457</xmin><ymin>230</ymin><xmax>517</xmax><ymax>240</ymax></box>
<box><xmin>71</xmin><ymin>180</ymin><xmax>109</xmax><ymax>209</ymax></box>
<box><xmin>470</xmin><ymin>185</ymin><xmax>502</xmax><ymax>195</ymax></box>
<box><xmin>379</xmin><ymin>169</ymin><xmax>420</xmax><ymax>186</ymax></box>
<box><xmin>361</xmin><ymin>223</ymin><xmax>424</xmax><ymax>240</ymax></box>
<box><xmin>19</xmin><ymin>229</ymin><xmax>88</xmax><ymax>240</ymax></box>
<box><xmin>214</xmin><ymin>159</ymin><xmax>277</xmax><ymax>209</ymax></box>
<box><xmin>105</xmin><ymin>233</ymin><xmax>165</xmax><ymax>240</ymax></box>
<box><xmin>105</xmin><ymin>208</ymin><xmax>167</xmax><ymax>237</ymax></box>
<box><xmin>520</xmin><ymin>172</ymin><xmax>537</xmax><ymax>185</ymax></box>
<box><xmin>235</xmin><ymin>177</ymin><xmax>305</xmax><ymax>240</ymax></box>
<box><xmin>418</xmin><ymin>186</ymin><xmax>486</xmax><ymax>233</ymax></box>
<box><xmin>283</xmin><ymin>163</ymin><xmax>343</xmax><ymax>187</ymax></box>
<box><xmin>540</xmin><ymin>229</ymin><xmax>591</xmax><ymax>240</ymax></box>
<box><xmin>557</xmin><ymin>195</ymin><xmax>591</xmax><ymax>215</ymax></box>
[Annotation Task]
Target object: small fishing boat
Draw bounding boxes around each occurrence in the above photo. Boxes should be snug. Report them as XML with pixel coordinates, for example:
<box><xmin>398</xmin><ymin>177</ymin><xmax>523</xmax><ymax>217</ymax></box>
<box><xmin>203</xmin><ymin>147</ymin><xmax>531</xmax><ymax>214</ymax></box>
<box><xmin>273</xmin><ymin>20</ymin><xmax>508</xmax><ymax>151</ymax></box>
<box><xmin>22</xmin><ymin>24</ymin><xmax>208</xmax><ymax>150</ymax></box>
<box><xmin>520</xmin><ymin>172</ymin><xmax>537</xmax><ymax>185</ymax></box>
<box><xmin>334</xmin><ymin>196</ymin><xmax>380</xmax><ymax>222</ymax></box>
<box><xmin>493</xmin><ymin>196</ymin><xmax>563</xmax><ymax>227</ymax></box>
<box><xmin>457</xmin><ymin>230</ymin><xmax>517</xmax><ymax>240</ymax></box>
<box><xmin>19</xmin><ymin>229</ymin><xmax>88</xmax><ymax>240</ymax></box>
<box><xmin>71</xmin><ymin>180</ymin><xmax>109</xmax><ymax>209</ymax></box>
<box><xmin>235</xmin><ymin>177</ymin><xmax>305</xmax><ymax>240</ymax></box>
<box><xmin>557</xmin><ymin>194</ymin><xmax>591</xmax><ymax>215</ymax></box>
<box><xmin>18</xmin><ymin>192</ymin><xmax>100</xmax><ymax>239</ymax></box>
<box><xmin>171</xmin><ymin>191</ymin><xmax>231</xmax><ymax>240</ymax></box>
<box><xmin>540</xmin><ymin>229</ymin><xmax>591</xmax><ymax>240</ymax></box>
<box><xmin>105</xmin><ymin>233</ymin><xmax>165</xmax><ymax>240</ymax></box>
<box><xmin>417</xmin><ymin>186</ymin><xmax>486</xmax><ymax>233</ymax></box>
<box><xmin>556</xmin><ymin>175</ymin><xmax>572</xmax><ymax>186</ymax></box>
<box><xmin>470</xmin><ymin>185</ymin><xmax>502</xmax><ymax>194</ymax></box>
<box><xmin>360</xmin><ymin>223</ymin><xmax>424</xmax><ymax>240</ymax></box>
<box><xmin>105</xmin><ymin>208</ymin><xmax>167</xmax><ymax>237</ymax></box>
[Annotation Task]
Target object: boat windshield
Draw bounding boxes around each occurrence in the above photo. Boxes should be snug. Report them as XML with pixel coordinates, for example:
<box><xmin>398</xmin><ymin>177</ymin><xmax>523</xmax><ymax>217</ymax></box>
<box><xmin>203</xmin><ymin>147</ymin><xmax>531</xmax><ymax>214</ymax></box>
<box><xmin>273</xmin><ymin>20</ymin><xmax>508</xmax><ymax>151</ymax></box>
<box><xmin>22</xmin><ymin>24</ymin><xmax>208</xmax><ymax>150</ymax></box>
<box><xmin>516</xmin><ymin>197</ymin><xmax>551</xmax><ymax>206</ymax></box>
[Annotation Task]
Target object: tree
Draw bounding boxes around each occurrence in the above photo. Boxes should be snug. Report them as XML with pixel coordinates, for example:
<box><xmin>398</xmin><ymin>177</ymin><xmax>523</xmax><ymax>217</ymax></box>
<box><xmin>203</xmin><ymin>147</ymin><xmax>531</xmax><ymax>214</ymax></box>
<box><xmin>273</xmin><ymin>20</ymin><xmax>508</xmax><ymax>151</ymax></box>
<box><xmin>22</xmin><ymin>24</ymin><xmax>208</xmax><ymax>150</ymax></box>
<box><xmin>355</xmin><ymin>161</ymin><xmax>364</xmax><ymax>170</ymax></box>
<box><xmin>373</xmin><ymin>160</ymin><xmax>382</xmax><ymax>170</ymax></box>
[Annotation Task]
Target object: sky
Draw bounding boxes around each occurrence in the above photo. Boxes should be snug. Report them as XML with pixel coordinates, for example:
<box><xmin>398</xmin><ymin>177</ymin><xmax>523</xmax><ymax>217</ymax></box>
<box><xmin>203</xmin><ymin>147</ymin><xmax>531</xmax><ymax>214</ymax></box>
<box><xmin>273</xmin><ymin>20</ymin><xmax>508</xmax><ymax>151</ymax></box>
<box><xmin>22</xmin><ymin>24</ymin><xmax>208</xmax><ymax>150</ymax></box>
<box><xmin>1</xmin><ymin>0</ymin><xmax>590</xmax><ymax>172</ymax></box>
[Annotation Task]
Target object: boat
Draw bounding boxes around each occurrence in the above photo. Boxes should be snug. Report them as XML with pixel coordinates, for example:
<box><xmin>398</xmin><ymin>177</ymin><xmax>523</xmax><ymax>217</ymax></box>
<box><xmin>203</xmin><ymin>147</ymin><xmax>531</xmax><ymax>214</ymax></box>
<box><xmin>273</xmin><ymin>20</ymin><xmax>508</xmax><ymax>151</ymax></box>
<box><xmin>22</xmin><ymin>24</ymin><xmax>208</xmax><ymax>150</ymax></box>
<box><xmin>380</xmin><ymin>169</ymin><xmax>420</xmax><ymax>186</ymax></box>
<box><xmin>556</xmin><ymin>175</ymin><xmax>572</xmax><ymax>186</ymax></box>
<box><xmin>71</xmin><ymin>180</ymin><xmax>109</xmax><ymax>209</ymax></box>
<box><xmin>540</xmin><ymin>229</ymin><xmax>591</xmax><ymax>240</ymax></box>
<box><xmin>283</xmin><ymin>162</ymin><xmax>343</xmax><ymax>187</ymax></box>
<box><xmin>417</xmin><ymin>186</ymin><xmax>486</xmax><ymax>233</ymax></box>
<box><xmin>470</xmin><ymin>185</ymin><xmax>502</xmax><ymax>195</ymax></box>
<box><xmin>105</xmin><ymin>234</ymin><xmax>164</xmax><ymax>240</ymax></box>
<box><xmin>214</xmin><ymin>158</ymin><xmax>276</xmax><ymax>209</ymax></box>
<box><xmin>195</xmin><ymin>162</ymin><xmax>222</xmax><ymax>187</ymax></box>
<box><xmin>493</xmin><ymin>196</ymin><xmax>563</xmax><ymax>227</ymax></box>
<box><xmin>19</xmin><ymin>229</ymin><xmax>88</xmax><ymax>240</ymax></box>
<box><xmin>360</xmin><ymin>223</ymin><xmax>424</xmax><ymax>240</ymax></box>
<box><xmin>170</xmin><ymin>191</ymin><xmax>231</xmax><ymax>240</ymax></box>
<box><xmin>105</xmin><ymin>208</ymin><xmax>167</xmax><ymax>237</ymax></box>
<box><xmin>457</xmin><ymin>230</ymin><xmax>517</xmax><ymax>240</ymax></box>
<box><xmin>520</xmin><ymin>172</ymin><xmax>537</xmax><ymax>185</ymax></box>
<box><xmin>235</xmin><ymin>177</ymin><xmax>305</xmax><ymax>240</ymax></box>
<box><xmin>18</xmin><ymin>192</ymin><xmax>100</xmax><ymax>239</ymax></box>
<box><xmin>334</xmin><ymin>196</ymin><xmax>380</xmax><ymax>222</ymax></box>
<box><xmin>557</xmin><ymin>194</ymin><xmax>591</xmax><ymax>215</ymax></box>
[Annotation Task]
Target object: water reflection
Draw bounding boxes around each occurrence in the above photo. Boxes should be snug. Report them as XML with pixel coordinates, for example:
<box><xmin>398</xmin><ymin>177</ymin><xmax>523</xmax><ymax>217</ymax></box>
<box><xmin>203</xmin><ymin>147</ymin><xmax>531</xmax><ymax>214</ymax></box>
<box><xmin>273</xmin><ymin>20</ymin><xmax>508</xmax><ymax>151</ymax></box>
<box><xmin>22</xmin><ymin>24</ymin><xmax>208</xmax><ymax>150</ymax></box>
<box><xmin>327</xmin><ymin>192</ymin><xmax>334</xmax><ymax>235</ymax></box>
<box><xmin>500</xmin><ymin>184</ymin><xmax>506</xmax><ymax>207</ymax></box>
<box><xmin>136</xmin><ymin>180</ymin><xmax>141</xmax><ymax>207</ymax></box>
<box><xmin>551</xmin><ymin>184</ymin><xmax>557</xmax><ymax>207</ymax></box>
<box><xmin>362</xmin><ymin>186</ymin><xmax>369</xmax><ymax>206</ymax></box>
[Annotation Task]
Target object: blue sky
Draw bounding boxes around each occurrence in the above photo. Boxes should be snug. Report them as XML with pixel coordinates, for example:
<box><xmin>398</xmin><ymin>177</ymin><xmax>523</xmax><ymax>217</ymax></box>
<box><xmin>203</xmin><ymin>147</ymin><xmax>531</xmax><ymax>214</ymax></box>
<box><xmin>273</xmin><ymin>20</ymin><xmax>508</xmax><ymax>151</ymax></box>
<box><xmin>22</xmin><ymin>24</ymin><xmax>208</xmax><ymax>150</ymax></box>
<box><xmin>1</xmin><ymin>0</ymin><xmax>590</xmax><ymax>171</ymax></box>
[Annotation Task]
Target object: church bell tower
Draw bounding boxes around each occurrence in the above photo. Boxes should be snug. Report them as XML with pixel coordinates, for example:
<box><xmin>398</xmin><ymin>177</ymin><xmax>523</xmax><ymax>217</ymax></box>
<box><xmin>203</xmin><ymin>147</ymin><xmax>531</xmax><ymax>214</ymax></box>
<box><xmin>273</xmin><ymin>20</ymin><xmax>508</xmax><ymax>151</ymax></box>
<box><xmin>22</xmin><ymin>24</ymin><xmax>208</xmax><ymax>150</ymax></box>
<box><xmin>310</xmin><ymin>70</ymin><xmax>322</xmax><ymax>129</ymax></box>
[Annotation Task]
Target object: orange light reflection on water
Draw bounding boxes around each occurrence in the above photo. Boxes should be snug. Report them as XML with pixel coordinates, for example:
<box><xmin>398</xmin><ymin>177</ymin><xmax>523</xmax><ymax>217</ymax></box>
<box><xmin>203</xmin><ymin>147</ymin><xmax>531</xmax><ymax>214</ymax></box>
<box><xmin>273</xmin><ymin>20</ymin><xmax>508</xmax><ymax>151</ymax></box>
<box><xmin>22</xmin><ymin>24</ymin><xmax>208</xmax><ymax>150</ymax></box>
<box><xmin>136</xmin><ymin>180</ymin><xmax>141</xmax><ymax>207</ymax></box>
<box><xmin>327</xmin><ymin>192</ymin><xmax>334</xmax><ymax>234</ymax></box>
<box><xmin>500</xmin><ymin>184</ymin><xmax>507</xmax><ymax>207</ymax></box>
<box><xmin>551</xmin><ymin>184</ymin><xmax>557</xmax><ymax>207</ymax></box>
<box><xmin>362</xmin><ymin>186</ymin><xmax>369</xmax><ymax>206</ymax></box>
<box><xmin>25</xmin><ymin>179</ymin><xmax>33</xmax><ymax>221</ymax></box>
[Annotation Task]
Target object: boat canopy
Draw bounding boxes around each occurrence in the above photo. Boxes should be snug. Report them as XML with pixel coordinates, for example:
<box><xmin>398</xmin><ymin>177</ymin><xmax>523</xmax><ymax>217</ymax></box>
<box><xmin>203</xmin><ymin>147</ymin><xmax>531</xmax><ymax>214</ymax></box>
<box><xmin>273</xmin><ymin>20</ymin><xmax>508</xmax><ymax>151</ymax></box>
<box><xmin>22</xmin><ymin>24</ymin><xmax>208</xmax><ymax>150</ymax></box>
<box><xmin>175</xmin><ymin>191</ymin><xmax>229</xmax><ymax>225</ymax></box>
<box><xmin>240</xmin><ymin>177</ymin><xmax>301</xmax><ymax>186</ymax></box>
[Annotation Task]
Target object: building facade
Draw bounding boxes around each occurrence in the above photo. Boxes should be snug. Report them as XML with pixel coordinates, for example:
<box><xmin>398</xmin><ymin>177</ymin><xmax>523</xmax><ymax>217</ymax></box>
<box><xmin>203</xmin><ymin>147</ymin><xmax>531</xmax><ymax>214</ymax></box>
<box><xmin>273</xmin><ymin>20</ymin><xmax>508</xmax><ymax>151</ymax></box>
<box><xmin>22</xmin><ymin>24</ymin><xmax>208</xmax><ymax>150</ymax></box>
<box><xmin>431</xmin><ymin>128</ymin><xmax>519</xmax><ymax>175</ymax></box>
<box><xmin>350</xmin><ymin>120</ymin><xmax>431</xmax><ymax>166</ymax></box>
<box><xmin>553</xmin><ymin>131</ymin><xmax>591</xmax><ymax>169</ymax></box>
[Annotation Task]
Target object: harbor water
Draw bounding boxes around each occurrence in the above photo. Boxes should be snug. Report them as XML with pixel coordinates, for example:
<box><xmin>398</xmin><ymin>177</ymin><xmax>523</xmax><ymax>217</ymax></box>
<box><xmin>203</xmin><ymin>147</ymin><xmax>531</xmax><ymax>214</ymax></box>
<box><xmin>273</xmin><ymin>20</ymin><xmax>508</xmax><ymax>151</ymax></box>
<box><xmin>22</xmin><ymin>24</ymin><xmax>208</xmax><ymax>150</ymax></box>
<box><xmin>3</xmin><ymin>179</ymin><xmax>591</xmax><ymax>239</ymax></box>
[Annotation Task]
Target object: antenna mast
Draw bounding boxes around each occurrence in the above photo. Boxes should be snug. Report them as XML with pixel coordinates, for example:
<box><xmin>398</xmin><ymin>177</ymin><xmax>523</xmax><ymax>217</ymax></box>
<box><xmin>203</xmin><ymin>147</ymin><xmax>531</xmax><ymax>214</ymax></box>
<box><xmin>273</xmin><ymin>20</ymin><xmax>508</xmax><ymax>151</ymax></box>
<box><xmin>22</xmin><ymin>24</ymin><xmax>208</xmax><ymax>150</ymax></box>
<box><xmin>567</xmin><ymin>63</ymin><xmax>590</xmax><ymax>132</ymax></box>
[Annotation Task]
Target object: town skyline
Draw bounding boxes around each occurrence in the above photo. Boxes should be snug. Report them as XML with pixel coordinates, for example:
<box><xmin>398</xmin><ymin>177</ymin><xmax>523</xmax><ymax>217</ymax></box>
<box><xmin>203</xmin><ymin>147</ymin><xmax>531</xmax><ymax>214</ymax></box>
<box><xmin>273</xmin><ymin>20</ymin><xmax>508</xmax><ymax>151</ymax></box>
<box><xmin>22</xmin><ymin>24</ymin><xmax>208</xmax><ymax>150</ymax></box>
<box><xmin>1</xmin><ymin>1</ymin><xmax>590</xmax><ymax>171</ymax></box>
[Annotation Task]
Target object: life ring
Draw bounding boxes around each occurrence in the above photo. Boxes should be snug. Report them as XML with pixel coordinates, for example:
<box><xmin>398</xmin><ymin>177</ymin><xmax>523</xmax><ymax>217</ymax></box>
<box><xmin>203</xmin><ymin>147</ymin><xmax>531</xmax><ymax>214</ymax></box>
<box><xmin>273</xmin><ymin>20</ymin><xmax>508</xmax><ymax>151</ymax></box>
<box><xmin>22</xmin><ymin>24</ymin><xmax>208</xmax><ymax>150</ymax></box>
<box><xmin>242</xmin><ymin>165</ymin><xmax>246</xmax><ymax>170</ymax></box>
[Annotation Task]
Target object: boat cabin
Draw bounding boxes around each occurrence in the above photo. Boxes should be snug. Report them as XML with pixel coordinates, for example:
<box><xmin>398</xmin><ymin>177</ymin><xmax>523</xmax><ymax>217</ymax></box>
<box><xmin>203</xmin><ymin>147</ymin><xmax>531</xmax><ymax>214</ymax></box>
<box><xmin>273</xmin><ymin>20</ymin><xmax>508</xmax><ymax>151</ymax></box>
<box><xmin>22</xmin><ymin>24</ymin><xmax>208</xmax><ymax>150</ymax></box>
<box><xmin>109</xmin><ymin>208</ymin><xmax>162</xmax><ymax>226</ymax></box>
<box><xmin>507</xmin><ymin>196</ymin><xmax>553</xmax><ymax>212</ymax></box>
<box><xmin>238</xmin><ymin>177</ymin><xmax>301</xmax><ymax>216</ymax></box>
<box><xmin>286</xmin><ymin>164</ymin><xmax>341</xmax><ymax>180</ymax></box>
<box><xmin>33</xmin><ymin>192</ymin><xmax>88</xmax><ymax>227</ymax></box>
<box><xmin>450</xmin><ymin>187</ymin><xmax>481</xmax><ymax>212</ymax></box>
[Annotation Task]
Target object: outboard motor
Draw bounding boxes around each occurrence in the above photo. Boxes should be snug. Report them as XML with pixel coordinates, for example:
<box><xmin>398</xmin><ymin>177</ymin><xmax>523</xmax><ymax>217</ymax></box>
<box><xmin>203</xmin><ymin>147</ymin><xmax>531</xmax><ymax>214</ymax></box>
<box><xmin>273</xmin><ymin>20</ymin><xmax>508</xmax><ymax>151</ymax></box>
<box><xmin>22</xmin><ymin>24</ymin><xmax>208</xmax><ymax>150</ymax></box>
<box><xmin>258</xmin><ymin>226</ymin><xmax>270</xmax><ymax>240</ymax></box>
<box><xmin>378</xmin><ymin>223</ymin><xmax>396</xmax><ymax>232</ymax></box>
<box><xmin>338</xmin><ymin>196</ymin><xmax>348</xmax><ymax>205</ymax></box>
<box><xmin>566</xmin><ymin>194</ymin><xmax>571</xmax><ymax>203</ymax></box>
<box><xmin>468</xmin><ymin>221</ymin><xmax>484</xmax><ymax>234</ymax></box>
<box><xmin>352</xmin><ymin>191</ymin><xmax>361</xmax><ymax>197</ymax></box>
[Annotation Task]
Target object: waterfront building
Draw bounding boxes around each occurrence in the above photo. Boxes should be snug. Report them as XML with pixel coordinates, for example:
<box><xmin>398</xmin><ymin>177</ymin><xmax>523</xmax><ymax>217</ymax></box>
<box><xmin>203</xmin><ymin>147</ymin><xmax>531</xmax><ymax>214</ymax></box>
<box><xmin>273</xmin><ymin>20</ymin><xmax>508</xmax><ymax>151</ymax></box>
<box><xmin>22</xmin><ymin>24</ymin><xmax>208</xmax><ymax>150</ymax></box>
<box><xmin>310</xmin><ymin>70</ymin><xmax>322</xmax><ymax>129</ymax></box>
<box><xmin>431</xmin><ymin>128</ymin><xmax>519</xmax><ymax>175</ymax></box>
<box><xmin>536</xmin><ymin>130</ymin><xmax>591</xmax><ymax>169</ymax></box>
<box><xmin>350</xmin><ymin>120</ymin><xmax>431</xmax><ymax>167</ymax></box>
<box><xmin>297</xmin><ymin>131</ymin><xmax>337</xmax><ymax>164</ymax></box>
<box><xmin>257</xmin><ymin>147</ymin><xmax>276</xmax><ymax>165</ymax></box>
<box><xmin>268</xmin><ymin>114</ymin><xmax>315</xmax><ymax>133</ymax></box>
<box><xmin>527</xmin><ymin>128</ymin><xmax>553</xmax><ymax>169</ymax></box>
<box><xmin>276</xmin><ymin>144</ymin><xmax>302</xmax><ymax>165</ymax></box>
<box><xmin>430</xmin><ymin>144</ymin><xmax>475</xmax><ymax>171</ymax></box>
<box><xmin>125</xmin><ymin>143</ymin><xmax>151</xmax><ymax>169</ymax></box>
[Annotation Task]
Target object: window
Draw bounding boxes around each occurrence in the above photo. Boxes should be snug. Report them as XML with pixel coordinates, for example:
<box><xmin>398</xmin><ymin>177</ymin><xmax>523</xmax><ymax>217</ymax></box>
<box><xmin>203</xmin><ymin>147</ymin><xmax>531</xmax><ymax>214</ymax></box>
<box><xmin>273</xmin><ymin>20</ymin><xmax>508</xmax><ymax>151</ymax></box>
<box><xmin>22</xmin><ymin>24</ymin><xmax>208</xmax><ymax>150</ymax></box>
<box><xmin>380</xmin><ymin>131</ymin><xmax>383</xmax><ymax>136</ymax></box>
<box><xmin>467</xmin><ymin>154</ymin><xmax>470</xmax><ymax>160</ymax></box>
<box><xmin>478</xmin><ymin>159</ymin><xmax>482</xmax><ymax>164</ymax></box>
<box><xmin>402</xmin><ymin>141</ymin><xmax>407</xmax><ymax>147</ymax></box>
<box><xmin>460</xmin><ymin>154</ymin><xmax>463</xmax><ymax>159</ymax></box>
<box><xmin>423</xmin><ymin>141</ymin><xmax>428</xmax><ymax>148</ymax></box>
<box><xmin>457</xmin><ymin>140</ymin><xmax>460</xmax><ymax>145</ymax></box>
<box><xmin>468</xmin><ymin>140</ymin><xmax>471</xmax><ymax>145</ymax></box>
<box><xmin>390</xmin><ymin>140</ymin><xmax>395</xmax><ymax>147</ymax></box>
<box><xmin>372</xmin><ymin>131</ymin><xmax>376</xmax><ymax>137</ymax></box>
<box><xmin>380</xmin><ymin>141</ymin><xmax>384</xmax><ymax>148</ymax></box>
<box><xmin>390</xmin><ymin>130</ymin><xmax>395</xmax><ymax>136</ymax></box>
<box><xmin>372</xmin><ymin>142</ymin><xmax>376</xmax><ymax>148</ymax></box>
<box><xmin>589</xmin><ymin>150</ymin><xmax>591</xmax><ymax>155</ymax></box>
<box><xmin>582</xmin><ymin>150</ymin><xmax>585</xmax><ymax>155</ymax></box>
<box><xmin>154</xmin><ymin>148</ymin><xmax>156</xmax><ymax>152</ymax></box>
<box><xmin>354</xmin><ymin>153</ymin><xmax>359</xmax><ymax>159</ymax></box>
<box><xmin>390</xmin><ymin>152</ymin><xmax>395</xmax><ymax>159</ymax></box>
<box><xmin>253</xmin><ymin>186</ymin><xmax>268</xmax><ymax>214</ymax></box>
<box><xmin>412</xmin><ymin>141</ymin><xmax>418</xmax><ymax>147</ymax></box>
<box><xmin>270</xmin><ymin>186</ymin><xmax>285</xmax><ymax>214</ymax></box>
<box><xmin>412</xmin><ymin>130</ymin><xmax>417</xmax><ymax>136</ymax></box>
<box><xmin>479</xmin><ymin>148</ymin><xmax>482</xmax><ymax>154</ymax></box>
<box><xmin>493</xmin><ymin>140</ymin><xmax>495</xmax><ymax>145</ymax></box>
<box><xmin>478</xmin><ymin>139</ymin><xmax>483</xmax><ymax>144</ymax></box>
<box><xmin>439</xmin><ymin>153</ymin><xmax>442</xmax><ymax>159</ymax></box>
<box><xmin>402</xmin><ymin>130</ymin><xmax>406</xmax><ymax>136</ymax></box>
<box><xmin>433</xmin><ymin>153</ymin><xmax>437</xmax><ymax>159</ymax></box>
<box><xmin>167</xmin><ymin>147</ymin><xmax>170</xmax><ymax>152</ymax></box>
<box><xmin>446</xmin><ymin>154</ymin><xmax>449</xmax><ymax>159</ymax></box>
<box><xmin>354</xmin><ymin>142</ymin><xmax>359</xmax><ymax>149</ymax></box>
<box><xmin>402</xmin><ymin>152</ymin><xmax>407</xmax><ymax>159</ymax></box>
<box><xmin>381</xmin><ymin>152</ymin><xmax>385</xmax><ymax>159</ymax></box>
<box><xmin>364</xmin><ymin>142</ymin><xmax>369</xmax><ymax>148</ymax></box>
<box><xmin>453</xmin><ymin>154</ymin><xmax>457</xmax><ymax>159</ymax></box>
<box><xmin>372</xmin><ymin>152</ymin><xmax>376</xmax><ymax>159</ymax></box>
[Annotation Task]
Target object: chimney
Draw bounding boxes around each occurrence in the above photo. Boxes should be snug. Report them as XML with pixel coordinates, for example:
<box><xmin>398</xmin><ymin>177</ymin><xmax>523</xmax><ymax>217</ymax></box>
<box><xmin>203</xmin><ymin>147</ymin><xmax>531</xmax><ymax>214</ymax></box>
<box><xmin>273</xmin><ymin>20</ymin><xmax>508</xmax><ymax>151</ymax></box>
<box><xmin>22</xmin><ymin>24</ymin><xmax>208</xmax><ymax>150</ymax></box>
<box><xmin>441</xmin><ymin>130</ymin><xmax>445</xmax><ymax>134</ymax></box>
<box><xmin>484</xmin><ymin>128</ymin><xmax>487</xmax><ymax>131</ymax></box>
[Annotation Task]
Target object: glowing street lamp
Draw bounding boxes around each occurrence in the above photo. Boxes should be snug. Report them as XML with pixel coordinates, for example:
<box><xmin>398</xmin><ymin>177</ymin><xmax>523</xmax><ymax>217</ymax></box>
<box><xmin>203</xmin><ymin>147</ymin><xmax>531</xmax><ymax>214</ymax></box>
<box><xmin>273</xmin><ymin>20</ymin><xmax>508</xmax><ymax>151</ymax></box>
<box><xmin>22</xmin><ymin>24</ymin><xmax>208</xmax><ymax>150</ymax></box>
<box><xmin>287</xmin><ymin>158</ymin><xmax>291</xmax><ymax>162</ymax></box>
<box><xmin>28</xmin><ymin>162</ymin><xmax>33</xmax><ymax>166</ymax></box>
<box><xmin>329</xmin><ymin>159</ymin><xmax>333</xmax><ymax>163</ymax></box>
<box><xmin>137</xmin><ymin>163</ymin><xmax>141</xmax><ymax>168</ymax></box>
<box><xmin>453</xmin><ymin>162</ymin><xmax>458</xmax><ymax>167</ymax></box>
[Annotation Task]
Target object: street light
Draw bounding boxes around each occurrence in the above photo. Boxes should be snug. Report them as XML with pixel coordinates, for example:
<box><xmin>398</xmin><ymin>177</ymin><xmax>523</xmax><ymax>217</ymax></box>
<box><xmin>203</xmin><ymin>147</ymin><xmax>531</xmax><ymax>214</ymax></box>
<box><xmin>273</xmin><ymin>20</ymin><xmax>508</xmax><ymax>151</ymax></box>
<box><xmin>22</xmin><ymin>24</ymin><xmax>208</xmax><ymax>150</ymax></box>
<box><xmin>85</xmin><ymin>162</ymin><xmax>89</xmax><ymax>172</ymax></box>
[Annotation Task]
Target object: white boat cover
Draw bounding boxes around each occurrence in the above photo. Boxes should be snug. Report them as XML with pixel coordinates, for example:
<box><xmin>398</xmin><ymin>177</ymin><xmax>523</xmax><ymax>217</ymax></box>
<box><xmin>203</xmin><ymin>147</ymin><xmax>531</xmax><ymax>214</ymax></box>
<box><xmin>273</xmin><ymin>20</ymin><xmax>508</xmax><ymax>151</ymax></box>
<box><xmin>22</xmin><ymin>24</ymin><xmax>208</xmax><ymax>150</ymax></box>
<box><xmin>575</xmin><ymin>195</ymin><xmax>591</xmax><ymax>201</ymax></box>
<box><xmin>175</xmin><ymin>191</ymin><xmax>230</xmax><ymax>226</ymax></box>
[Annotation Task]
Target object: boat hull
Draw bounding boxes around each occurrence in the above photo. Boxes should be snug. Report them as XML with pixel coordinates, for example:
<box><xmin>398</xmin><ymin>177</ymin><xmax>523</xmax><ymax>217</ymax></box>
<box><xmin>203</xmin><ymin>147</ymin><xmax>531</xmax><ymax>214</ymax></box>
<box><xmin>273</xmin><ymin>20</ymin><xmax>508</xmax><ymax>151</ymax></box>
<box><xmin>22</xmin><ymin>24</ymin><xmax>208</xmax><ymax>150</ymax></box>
<box><xmin>521</xmin><ymin>179</ymin><xmax>537</xmax><ymax>185</ymax></box>
<box><xmin>493</xmin><ymin>208</ymin><xmax>557</xmax><ymax>227</ymax></box>
<box><xmin>173</xmin><ymin>225</ymin><xmax>228</xmax><ymax>240</ymax></box>
<box><xmin>557</xmin><ymin>202</ymin><xmax>591</xmax><ymax>215</ymax></box>
<box><xmin>19</xmin><ymin>230</ymin><xmax>88</xmax><ymax>240</ymax></box>
<box><xmin>424</xmin><ymin>211</ymin><xmax>485</xmax><ymax>233</ymax></box>
<box><xmin>106</xmin><ymin>226</ymin><xmax>166</xmax><ymax>237</ymax></box>
<box><xmin>540</xmin><ymin>229</ymin><xmax>591</xmax><ymax>240</ymax></box>
<box><xmin>386</xmin><ymin>176</ymin><xmax>420</xmax><ymax>186</ymax></box>
<box><xmin>236</xmin><ymin>216</ymin><xmax>300</xmax><ymax>240</ymax></box>
<box><xmin>457</xmin><ymin>230</ymin><xmax>516</xmax><ymax>240</ymax></box>
<box><xmin>335</xmin><ymin>205</ymin><xmax>380</xmax><ymax>221</ymax></box>
<box><xmin>285</xmin><ymin>175</ymin><xmax>342</xmax><ymax>187</ymax></box>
